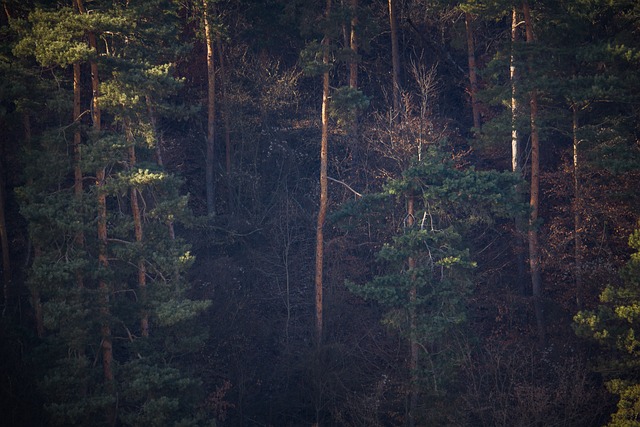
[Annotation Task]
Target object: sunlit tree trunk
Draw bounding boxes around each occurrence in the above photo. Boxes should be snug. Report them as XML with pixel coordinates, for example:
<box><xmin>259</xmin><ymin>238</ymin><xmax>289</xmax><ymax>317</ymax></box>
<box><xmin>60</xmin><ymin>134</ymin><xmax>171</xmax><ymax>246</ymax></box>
<box><xmin>523</xmin><ymin>0</ymin><xmax>545</xmax><ymax>345</ymax></box>
<box><xmin>315</xmin><ymin>0</ymin><xmax>331</xmax><ymax>347</ymax></box>
<box><xmin>510</xmin><ymin>8</ymin><xmax>520</xmax><ymax>176</ymax></box>
<box><xmin>388</xmin><ymin>0</ymin><xmax>401</xmax><ymax>118</ymax></box>
<box><xmin>203</xmin><ymin>0</ymin><xmax>217</xmax><ymax>216</ymax></box>
<box><xmin>146</xmin><ymin>95</ymin><xmax>164</xmax><ymax>167</ymax></box>
<box><xmin>510</xmin><ymin>7</ymin><xmax>527</xmax><ymax>295</ymax></box>
<box><xmin>465</xmin><ymin>12</ymin><xmax>480</xmax><ymax>130</ymax></box>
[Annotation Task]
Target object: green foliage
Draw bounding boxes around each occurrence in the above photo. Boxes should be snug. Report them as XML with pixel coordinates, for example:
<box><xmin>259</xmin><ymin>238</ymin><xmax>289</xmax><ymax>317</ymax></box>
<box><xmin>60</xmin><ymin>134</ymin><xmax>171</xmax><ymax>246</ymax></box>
<box><xmin>13</xmin><ymin>1</ymin><xmax>212</xmax><ymax>425</ymax></box>
<box><xmin>575</xmin><ymin>225</ymin><xmax>640</xmax><ymax>425</ymax></box>
<box><xmin>343</xmin><ymin>142</ymin><xmax>523</xmax><ymax>399</ymax></box>
<box><xmin>299</xmin><ymin>40</ymin><xmax>332</xmax><ymax>76</ymax></box>
<box><xmin>328</xmin><ymin>85</ymin><xmax>370</xmax><ymax>127</ymax></box>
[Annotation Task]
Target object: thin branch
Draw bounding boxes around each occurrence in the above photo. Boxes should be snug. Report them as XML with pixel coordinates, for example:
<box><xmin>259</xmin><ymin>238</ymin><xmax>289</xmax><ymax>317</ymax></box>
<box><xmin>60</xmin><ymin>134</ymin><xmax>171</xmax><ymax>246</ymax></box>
<box><xmin>327</xmin><ymin>176</ymin><xmax>362</xmax><ymax>197</ymax></box>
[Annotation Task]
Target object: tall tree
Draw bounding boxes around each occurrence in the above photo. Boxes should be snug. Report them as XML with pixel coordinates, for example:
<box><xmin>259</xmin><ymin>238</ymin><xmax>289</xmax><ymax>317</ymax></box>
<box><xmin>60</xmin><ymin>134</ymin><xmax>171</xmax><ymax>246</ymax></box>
<box><xmin>465</xmin><ymin>11</ymin><xmax>481</xmax><ymax>130</ymax></box>
<box><xmin>217</xmin><ymin>34</ymin><xmax>233</xmax><ymax>210</ymax></box>
<box><xmin>0</xmin><ymin>137</ymin><xmax>9</xmax><ymax>314</ymax></box>
<box><xmin>345</xmin><ymin>142</ymin><xmax>523</xmax><ymax>425</ymax></box>
<box><xmin>349</xmin><ymin>0</ymin><xmax>358</xmax><ymax>90</ymax></box>
<box><xmin>14</xmin><ymin>1</ymin><xmax>212</xmax><ymax>424</ymax></box>
<box><xmin>203</xmin><ymin>0</ymin><xmax>217</xmax><ymax>216</ymax></box>
<box><xmin>522</xmin><ymin>0</ymin><xmax>545</xmax><ymax>345</ymax></box>
<box><xmin>575</xmin><ymin>224</ymin><xmax>640</xmax><ymax>425</ymax></box>
<box><xmin>388</xmin><ymin>0</ymin><xmax>401</xmax><ymax>117</ymax></box>
<box><xmin>315</xmin><ymin>0</ymin><xmax>332</xmax><ymax>346</ymax></box>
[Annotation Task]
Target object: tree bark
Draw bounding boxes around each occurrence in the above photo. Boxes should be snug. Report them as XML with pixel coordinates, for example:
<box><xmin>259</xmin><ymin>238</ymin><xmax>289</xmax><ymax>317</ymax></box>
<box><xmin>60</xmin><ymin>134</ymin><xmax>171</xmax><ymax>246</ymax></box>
<box><xmin>146</xmin><ymin>95</ymin><xmax>176</xmax><ymax>241</ymax></box>
<box><xmin>73</xmin><ymin>61</ymin><xmax>85</xmax><ymax>293</ymax></box>
<box><xmin>572</xmin><ymin>104</ymin><xmax>583</xmax><ymax>308</ymax></box>
<box><xmin>349</xmin><ymin>0</ymin><xmax>360</xmax><ymax>163</ymax></box>
<box><xmin>510</xmin><ymin>7</ymin><xmax>527</xmax><ymax>296</ymax></box>
<box><xmin>0</xmin><ymin>126</ymin><xmax>10</xmax><ymax>315</ymax></box>
<box><xmin>22</xmin><ymin>113</ymin><xmax>44</xmax><ymax>335</ymax></box>
<box><xmin>78</xmin><ymin>0</ymin><xmax>115</xmax><ymax>416</ymax></box>
<box><xmin>465</xmin><ymin>12</ymin><xmax>481</xmax><ymax>130</ymax></box>
<box><xmin>510</xmin><ymin>8</ymin><xmax>520</xmax><ymax>176</ymax></box>
<box><xmin>32</xmin><ymin>246</ymin><xmax>45</xmax><ymax>338</ymax></box>
<box><xmin>315</xmin><ymin>0</ymin><xmax>331</xmax><ymax>347</ymax></box>
<box><xmin>523</xmin><ymin>0</ymin><xmax>545</xmax><ymax>345</ymax></box>
<box><xmin>388</xmin><ymin>0</ymin><xmax>401</xmax><ymax>118</ymax></box>
<box><xmin>407</xmin><ymin>194</ymin><xmax>418</xmax><ymax>427</ymax></box>
<box><xmin>203</xmin><ymin>0</ymin><xmax>216</xmax><ymax>216</ymax></box>
<box><xmin>125</xmin><ymin>120</ymin><xmax>148</xmax><ymax>337</ymax></box>
<box><xmin>216</xmin><ymin>34</ymin><xmax>233</xmax><ymax>211</ymax></box>
<box><xmin>146</xmin><ymin>95</ymin><xmax>165</xmax><ymax>167</ymax></box>
<box><xmin>349</xmin><ymin>0</ymin><xmax>358</xmax><ymax>90</ymax></box>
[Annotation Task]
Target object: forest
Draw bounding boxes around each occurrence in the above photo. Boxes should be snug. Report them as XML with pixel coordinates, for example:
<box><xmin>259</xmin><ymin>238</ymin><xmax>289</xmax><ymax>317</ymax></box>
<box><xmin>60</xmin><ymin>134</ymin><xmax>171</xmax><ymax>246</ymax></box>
<box><xmin>0</xmin><ymin>0</ymin><xmax>639</xmax><ymax>425</ymax></box>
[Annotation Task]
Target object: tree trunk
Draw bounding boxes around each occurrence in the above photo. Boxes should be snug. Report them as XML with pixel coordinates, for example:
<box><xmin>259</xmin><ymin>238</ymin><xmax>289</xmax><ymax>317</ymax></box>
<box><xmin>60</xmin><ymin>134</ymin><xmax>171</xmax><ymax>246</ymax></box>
<box><xmin>349</xmin><ymin>0</ymin><xmax>358</xmax><ymax>90</ymax></box>
<box><xmin>22</xmin><ymin>112</ymin><xmax>44</xmax><ymax>335</ymax></box>
<box><xmin>510</xmin><ymin>8</ymin><xmax>520</xmax><ymax>176</ymax></box>
<box><xmin>572</xmin><ymin>104</ymin><xmax>583</xmax><ymax>309</ymax></box>
<box><xmin>125</xmin><ymin>120</ymin><xmax>148</xmax><ymax>337</ymax></box>
<box><xmin>216</xmin><ymin>34</ymin><xmax>233</xmax><ymax>211</ymax></box>
<box><xmin>0</xmin><ymin>3</ymin><xmax>16</xmax><ymax>312</ymax></box>
<box><xmin>510</xmin><ymin>7</ymin><xmax>527</xmax><ymax>295</ymax></box>
<box><xmin>32</xmin><ymin>246</ymin><xmax>45</xmax><ymax>338</ymax></box>
<box><xmin>78</xmin><ymin>0</ymin><xmax>115</xmax><ymax>416</ymax></box>
<box><xmin>146</xmin><ymin>95</ymin><xmax>176</xmax><ymax>240</ymax></box>
<box><xmin>73</xmin><ymin>61</ymin><xmax>85</xmax><ymax>293</ymax></box>
<box><xmin>388</xmin><ymin>0</ymin><xmax>401</xmax><ymax>118</ymax></box>
<box><xmin>0</xmin><ymin>129</ymin><xmax>10</xmax><ymax>315</ymax></box>
<box><xmin>203</xmin><ymin>0</ymin><xmax>216</xmax><ymax>216</ymax></box>
<box><xmin>407</xmin><ymin>194</ymin><xmax>418</xmax><ymax>427</ymax></box>
<box><xmin>523</xmin><ymin>0</ymin><xmax>545</xmax><ymax>346</ymax></box>
<box><xmin>146</xmin><ymin>95</ymin><xmax>165</xmax><ymax>167</ymax></box>
<box><xmin>71</xmin><ymin>51</ymin><xmax>88</xmax><ymax>394</ymax></box>
<box><xmin>315</xmin><ymin>0</ymin><xmax>331</xmax><ymax>347</ymax></box>
<box><xmin>465</xmin><ymin>12</ymin><xmax>480</xmax><ymax>130</ymax></box>
<box><xmin>349</xmin><ymin>0</ymin><xmax>360</xmax><ymax>164</ymax></box>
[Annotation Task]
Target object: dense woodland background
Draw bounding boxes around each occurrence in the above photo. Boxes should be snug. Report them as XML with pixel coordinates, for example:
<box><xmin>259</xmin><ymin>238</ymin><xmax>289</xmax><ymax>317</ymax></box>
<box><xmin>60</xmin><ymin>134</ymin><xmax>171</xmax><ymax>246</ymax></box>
<box><xmin>1</xmin><ymin>0</ymin><xmax>639</xmax><ymax>426</ymax></box>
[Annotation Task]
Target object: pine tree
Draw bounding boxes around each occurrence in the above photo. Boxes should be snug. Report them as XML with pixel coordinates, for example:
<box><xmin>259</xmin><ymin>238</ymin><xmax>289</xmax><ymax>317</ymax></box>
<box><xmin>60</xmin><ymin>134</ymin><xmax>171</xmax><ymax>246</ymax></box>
<box><xmin>575</xmin><ymin>224</ymin><xmax>640</xmax><ymax>426</ymax></box>
<box><xmin>342</xmin><ymin>141</ymin><xmax>523</xmax><ymax>424</ymax></box>
<box><xmin>14</xmin><ymin>1</ymin><xmax>212</xmax><ymax>424</ymax></box>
